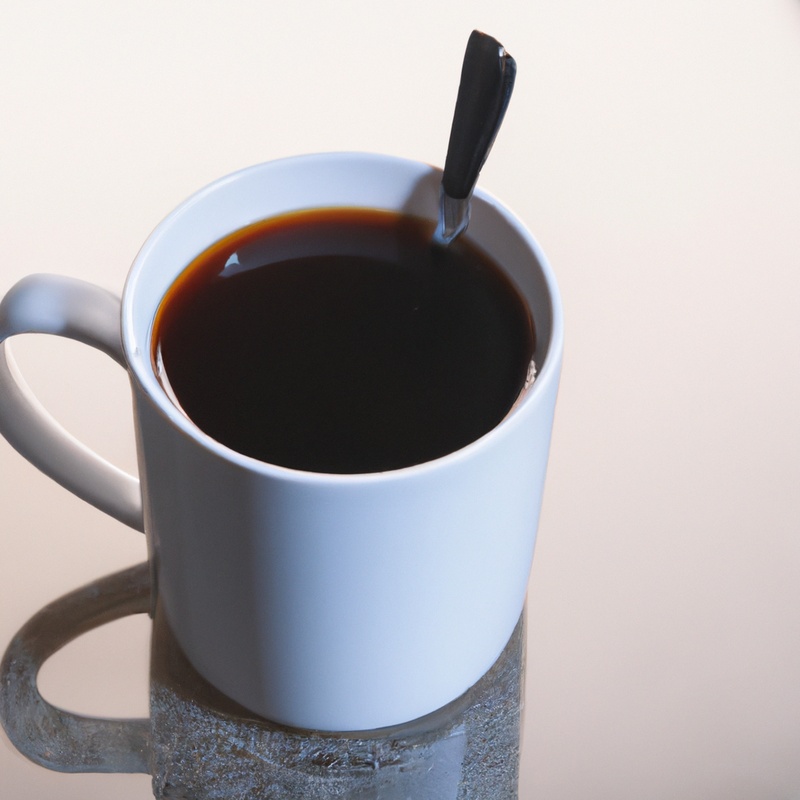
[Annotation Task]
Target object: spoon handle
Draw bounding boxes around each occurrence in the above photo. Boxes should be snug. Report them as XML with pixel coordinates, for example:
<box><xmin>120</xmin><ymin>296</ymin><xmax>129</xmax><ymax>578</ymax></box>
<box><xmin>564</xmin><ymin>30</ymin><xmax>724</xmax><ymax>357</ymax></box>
<box><xmin>442</xmin><ymin>30</ymin><xmax>516</xmax><ymax>201</ymax></box>
<box><xmin>436</xmin><ymin>31</ymin><xmax>516</xmax><ymax>245</ymax></box>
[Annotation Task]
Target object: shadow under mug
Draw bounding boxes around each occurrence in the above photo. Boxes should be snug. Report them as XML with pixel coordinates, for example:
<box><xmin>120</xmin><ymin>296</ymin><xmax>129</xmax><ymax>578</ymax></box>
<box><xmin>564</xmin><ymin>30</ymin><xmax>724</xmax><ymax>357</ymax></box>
<box><xmin>0</xmin><ymin>564</ymin><xmax>526</xmax><ymax>798</ymax></box>
<box><xmin>0</xmin><ymin>152</ymin><xmax>563</xmax><ymax>731</ymax></box>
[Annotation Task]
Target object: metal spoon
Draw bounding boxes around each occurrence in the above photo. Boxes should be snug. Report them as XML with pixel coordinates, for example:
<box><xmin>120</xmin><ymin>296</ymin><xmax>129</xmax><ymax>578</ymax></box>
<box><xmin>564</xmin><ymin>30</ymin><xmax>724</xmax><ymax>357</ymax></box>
<box><xmin>435</xmin><ymin>30</ymin><xmax>517</xmax><ymax>246</ymax></box>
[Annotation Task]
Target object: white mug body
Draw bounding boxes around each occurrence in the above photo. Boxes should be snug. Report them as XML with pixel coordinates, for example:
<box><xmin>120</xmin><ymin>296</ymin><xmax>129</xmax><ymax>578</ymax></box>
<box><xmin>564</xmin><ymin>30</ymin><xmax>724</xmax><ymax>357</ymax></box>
<box><xmin>122</xmin><ymin>153</ymin><xmax>563</xmax><ymax>731</ymax></box>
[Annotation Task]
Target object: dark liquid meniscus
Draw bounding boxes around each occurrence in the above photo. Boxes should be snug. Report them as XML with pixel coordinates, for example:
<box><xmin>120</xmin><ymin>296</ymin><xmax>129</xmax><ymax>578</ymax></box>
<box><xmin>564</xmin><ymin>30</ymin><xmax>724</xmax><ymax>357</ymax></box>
<box><xmin>153</xmin><ymin>208</ymin><xmax>534</xmax><ymax>474</ymax></box>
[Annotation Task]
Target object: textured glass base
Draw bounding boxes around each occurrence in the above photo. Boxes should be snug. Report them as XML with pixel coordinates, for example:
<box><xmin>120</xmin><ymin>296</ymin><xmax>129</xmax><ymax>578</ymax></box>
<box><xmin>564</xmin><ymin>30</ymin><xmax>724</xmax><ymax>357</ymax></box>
<box><xmin>1</xmin><ymin>563</ymin><xmax>525</xmax><ymax>799</ymax></box>
<box><xmin>151</xmin><ymin>608</ymin><xmax>525</xmax><ymax>799</ymax></box>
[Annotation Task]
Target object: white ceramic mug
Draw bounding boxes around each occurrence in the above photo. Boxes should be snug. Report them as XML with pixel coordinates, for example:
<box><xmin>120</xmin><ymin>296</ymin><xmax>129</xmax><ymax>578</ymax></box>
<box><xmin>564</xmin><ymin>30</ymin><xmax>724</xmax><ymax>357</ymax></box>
<box><xmin>0</xmin><ymin>152</ymin><xmax>563</xmax><ymax>731</ymax></box>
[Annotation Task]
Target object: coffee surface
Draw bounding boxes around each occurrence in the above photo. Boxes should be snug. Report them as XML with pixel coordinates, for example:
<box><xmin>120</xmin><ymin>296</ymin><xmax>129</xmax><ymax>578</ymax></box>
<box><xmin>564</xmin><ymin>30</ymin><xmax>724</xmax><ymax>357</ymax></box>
<box><xmin>153</xmin><ymin>208</ymin><xmax>533</xmax><ymax>473</ymax></box>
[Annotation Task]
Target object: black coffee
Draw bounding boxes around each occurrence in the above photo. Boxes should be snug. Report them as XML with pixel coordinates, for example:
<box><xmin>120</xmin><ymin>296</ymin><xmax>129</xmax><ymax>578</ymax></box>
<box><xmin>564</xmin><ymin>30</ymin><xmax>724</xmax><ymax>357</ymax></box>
<box><xmin>153</xmin><ymin>208</ymin><xmax>534</xmax><ymax>474</ymax></box>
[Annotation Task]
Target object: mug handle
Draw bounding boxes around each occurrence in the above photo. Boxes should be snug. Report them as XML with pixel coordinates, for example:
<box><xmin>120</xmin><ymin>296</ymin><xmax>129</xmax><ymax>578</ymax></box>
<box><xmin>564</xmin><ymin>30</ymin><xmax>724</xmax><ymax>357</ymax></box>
<box><xmin>0</xmin><ymin>274</ymin><xmax>143</xmax><ymax>531</ymax></box>
<box><xmin>0</xmin><ymin>562</ymin><xmax>151</xmax><ymax>773</ymax></box>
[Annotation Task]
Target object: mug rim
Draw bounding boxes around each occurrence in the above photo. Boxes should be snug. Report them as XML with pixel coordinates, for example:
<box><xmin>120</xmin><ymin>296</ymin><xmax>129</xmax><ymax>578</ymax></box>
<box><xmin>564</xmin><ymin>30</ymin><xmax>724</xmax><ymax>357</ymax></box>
<box><xmin>122</xmin><ymin>151</ymin><xmax>563</xmax><ymax>483</ymax></box>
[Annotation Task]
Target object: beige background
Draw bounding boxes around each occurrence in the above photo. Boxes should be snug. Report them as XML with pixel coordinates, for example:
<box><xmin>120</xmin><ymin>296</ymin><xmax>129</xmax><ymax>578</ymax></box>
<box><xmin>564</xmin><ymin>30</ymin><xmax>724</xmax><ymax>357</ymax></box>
<box><xmin>2</xmin><ymin>1</ymin><xmax>800</xmax><ymax>798</ymax></box>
